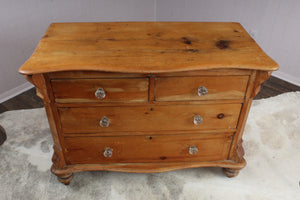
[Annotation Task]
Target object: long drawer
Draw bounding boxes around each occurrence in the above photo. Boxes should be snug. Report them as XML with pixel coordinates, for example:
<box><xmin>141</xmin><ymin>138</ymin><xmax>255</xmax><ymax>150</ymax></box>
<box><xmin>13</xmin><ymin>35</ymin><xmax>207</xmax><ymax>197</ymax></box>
<box><xmin>64</xmin><ymin>132</ymin><xmax>234</xmax><ymax>164</ymax></box>
<box><xmin>51</xmin><ymin>78</ymin><xmax>149</xmax><ymax>103</ymax></box>
<box><xmin>155</xmin><ymin>76</ymin><xmax>249</xmax><ymax>101</ymax></box>
<box><xmin>59</xmin><ymin>104</ymin><xmax>241</xmax><ymax>133</ymax></box>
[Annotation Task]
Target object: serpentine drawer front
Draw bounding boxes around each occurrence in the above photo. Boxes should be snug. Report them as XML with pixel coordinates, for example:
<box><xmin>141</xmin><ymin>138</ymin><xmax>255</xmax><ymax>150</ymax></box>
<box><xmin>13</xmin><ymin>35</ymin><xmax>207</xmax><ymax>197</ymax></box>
<box><xmin>18</xmin><ymin>22</ymin><xmax>278</xmax><ymax>185</ymax></box>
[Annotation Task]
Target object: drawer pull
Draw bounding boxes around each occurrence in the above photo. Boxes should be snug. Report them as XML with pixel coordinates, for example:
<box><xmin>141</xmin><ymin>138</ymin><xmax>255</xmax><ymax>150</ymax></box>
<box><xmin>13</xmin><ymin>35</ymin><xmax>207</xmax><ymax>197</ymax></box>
<box><xmin>193</xmin><ymin>115</ymin><xmax>203</xmax><ymax>125</ymax></box>
<box><xmin>100</xmin><ymin>116</ymin><xmax>110</xmax><ymax>127</ymax></box>
<box><xmin>103</xmin><ymin>147</ymin><xmax>113</xmax><ymax>157</ymax></box>
<box><xmin>95</xmin><ymin>88</ymin><xmax>106</xmax><ymax>99</ymax></box>
<box><xmin>189</xmin><ymin>145</ymin><xmax>198</xmax><ymax>155</ymax></box>
<box><xmin>197</xmin><ymin>86</ymin><xmax>208</xmax><ymax>96</ymax></box>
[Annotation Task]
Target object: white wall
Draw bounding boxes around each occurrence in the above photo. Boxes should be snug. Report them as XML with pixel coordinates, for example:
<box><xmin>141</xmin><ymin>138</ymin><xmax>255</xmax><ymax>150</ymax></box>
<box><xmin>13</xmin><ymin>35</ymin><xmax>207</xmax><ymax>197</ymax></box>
<box><xmin>1</xmin><ymin>0</ymin><xmax>299</xmax><ymax>102</ymax></box>
<box><xmin>157</xmin><ymin>0</ymin><xmax>300</xmax><ymax>86</ymax></box>
<box><xmin>0</xmin><ymin>0</ymin><xmax>155</xmax><ymax>102</ymax></box>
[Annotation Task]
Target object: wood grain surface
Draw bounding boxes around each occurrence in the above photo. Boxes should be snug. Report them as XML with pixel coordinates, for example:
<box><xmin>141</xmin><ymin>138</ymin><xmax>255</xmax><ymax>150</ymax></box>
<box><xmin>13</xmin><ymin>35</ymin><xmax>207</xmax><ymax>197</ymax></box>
<box><xmin>17</xmin><ymin>22</ymin><xmax>280</xmax><ymax>184</ymax></box>
<box><xmin>155</xmin><ymin>75</ymin><xmax>249</xmax><ymax>101</ymax></box>
<box><xmin>19</xmin><ymin>22</ymin><xmax>278</xmax><ymax>75</ymax></box>
<box><xmin>51</xmin><ymin>78</ymin><xmax>149</xmax><ymax>103</ymax></box>
<box><xmin>58</xmin><ymin>104</ymin><xmax>241</xmax><ymax>133</ymax></box>
<box><xmin>47</xmin><ymin>69</ymin><xmax>252</xmax><ymax>79</ymax></box>
<box><xmin>64</xmin><ymin>132</ymin><xmax>233</xmax><ymax>164</ymax></box>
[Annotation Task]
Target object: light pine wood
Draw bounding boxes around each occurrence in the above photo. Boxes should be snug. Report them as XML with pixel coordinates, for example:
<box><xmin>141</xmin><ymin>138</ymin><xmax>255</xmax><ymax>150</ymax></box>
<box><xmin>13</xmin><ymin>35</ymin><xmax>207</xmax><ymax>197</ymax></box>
<box><xmin>228</xmin><ymin>70</ymin><xmax>270</xmax><ymax>161</ymax></box>
<box><xmin>55</xmin><ymin>99</ymin><xmax>245</xmax><ymax>108</ymax></box>
<box><xmin>27</xmin><ymin>74</ymin><xmax>69</xmax><ymax>179</ymax></box>
<box><xmin>51</xmin><ymin>158</ymin><xmax>246</xmax><ymax>174</ymax></box>
<box><xmin>18</xmin><ymin>22</ymin><xmax>278</xmax><ymax>184</ymax></box>
<box><xmin>51</xmin><ymin>78</ymin><xmax>149</xmax><ymax>103</ymax></box>
<box><xmin>58</xmin><ymin>104</ymin><xmax>242</xmax><ymax>133</ymax></box>
<box><xmin>19</xmin><ymin>22</ymin><xmax>278</xmax><ymax>75</ymax></box>
<box><xmin>47</xmin><ymin>69</ymin><xmax>252</xmax><ymax>79</ymax></box>
<box><xmin>63</xmin><ymin>129</ymin><xmax>235</xmax><ymax>137</ymax></box>
<box><xmin>64</xmin><ymin>132</ymin><xmax>233</xmax><ymax>164</ymax></box>
<box><xmin>222</xmin><ymin>168</ymin><xmax>240</xmax><ymax>178</ymax></box>
<box><xmin>155</xmin><ymin>75</ymin><xmax>249</xmax><ymax>101</ymax></box>
<box><xmin>227</xmin><ymin>71</ymin><xmax>257</xmax><ymax>162</ymax></box>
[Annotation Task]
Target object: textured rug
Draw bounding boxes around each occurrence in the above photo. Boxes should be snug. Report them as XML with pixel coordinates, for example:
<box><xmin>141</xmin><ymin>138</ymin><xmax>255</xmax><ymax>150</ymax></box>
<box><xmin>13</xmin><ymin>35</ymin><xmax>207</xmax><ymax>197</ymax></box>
<box><xmin>0</xmin><ymin>92</ymin><xmax>299</xmax><ymax>200</ymax></box>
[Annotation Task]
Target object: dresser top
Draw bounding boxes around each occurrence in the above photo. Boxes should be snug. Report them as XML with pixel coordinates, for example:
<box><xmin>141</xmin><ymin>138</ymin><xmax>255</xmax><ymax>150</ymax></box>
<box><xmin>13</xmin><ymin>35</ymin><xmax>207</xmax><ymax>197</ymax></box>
<box><xmin>19</xmin><ymin>22</ymin><xmax>278</xmax><ymax>75</ymax></box>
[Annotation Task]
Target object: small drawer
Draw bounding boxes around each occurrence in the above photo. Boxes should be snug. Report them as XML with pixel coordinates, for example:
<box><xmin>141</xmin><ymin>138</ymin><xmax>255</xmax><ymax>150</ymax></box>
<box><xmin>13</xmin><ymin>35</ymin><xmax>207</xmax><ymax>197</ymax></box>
<box><xmin>64</xmin><ymin>132</ymin><xmax>233</xmax><ymax>164</ymax></box>
<box><xmin>51</xmin><ymin>78</ymin><xmax>149</xmax><ymax>103</ymax></box>
<box><xmin>59</xmin><ymin>104</ymin><xmax>241</xmax><ymax>134</ymax></box>
<box><xmin>155</xmin><ymin>76</ymin><xmax>249</xmax><ymax>101</ymax></box>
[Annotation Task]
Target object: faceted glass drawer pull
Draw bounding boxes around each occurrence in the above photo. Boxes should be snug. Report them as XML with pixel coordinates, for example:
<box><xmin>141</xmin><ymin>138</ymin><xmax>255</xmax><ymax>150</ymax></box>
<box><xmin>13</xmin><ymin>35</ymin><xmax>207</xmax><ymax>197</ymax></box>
<box><xmin>100</xmin><ymin>116</ymin><xmax>110</xmax><ymax>127</ymax></box>
<box><xmin>197</xmin><ymin>86</ymin><xmax>208</xmax><ymax>96</ymax></box>
<box><xmin>103</xmin><ymin>147</ymin><xmax>113</xmax><ymax>157</ymax></box>
<box><xmin>193</xmin><ymin>115</ymin><xmax>203</xmax><ymax>125</ymax></box>
<box><xmin>95</xmin><ymin>88</ymin><xmax>106</xmax><ymax>99</ymax></box>
<box><xmin>189</xmin><ymin>145</ymin><xmax>198</xmax><ymax>155</ymax></box>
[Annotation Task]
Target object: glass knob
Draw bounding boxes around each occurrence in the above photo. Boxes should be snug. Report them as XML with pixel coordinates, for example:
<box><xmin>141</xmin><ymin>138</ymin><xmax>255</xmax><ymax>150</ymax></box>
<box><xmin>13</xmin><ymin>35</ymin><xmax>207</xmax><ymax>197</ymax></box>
<box><xmin>193</xmin><ymin>115</ymin><xmax>203</xmax><ymax>125</ymax></box>
<box><xmin>100</xmin><ymin>116</ymin><xmax>110</xmax><ymax>127</ymax></box>
<box><xmin>95</xmin><ymin>88</ymin><xmax>106</xmax><ymax>99</ymax></box>
<box><xmin>103</xmin><ymin>147</ymin><xmax>113</xmax><ymax>157</ymax></box>
<box><xmin>198</xmin><ymin>86</ymin><xmax>208</xmax><ymax>96</ymax></box>
<box><xmin>189</xmin><ymin>145</ymin><xmax>198</xmax><ymax>155</ymax></box>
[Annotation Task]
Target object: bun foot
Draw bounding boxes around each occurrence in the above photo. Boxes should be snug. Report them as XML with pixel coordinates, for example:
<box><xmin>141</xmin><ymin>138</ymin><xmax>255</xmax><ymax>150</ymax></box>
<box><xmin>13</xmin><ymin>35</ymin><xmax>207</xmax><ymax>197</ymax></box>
<box><xmin>222</xmin><ymin>168</ymin><xmax>240</xmax><ymax>178</ymax></box>
<box><xmin>57</xmin><ymin>173</ymin><xmax>74</xmax><ymax>185</ymax></box>
<box><xmin>51</xmin><ymin>165</ymin><xmax>73</xmax><ymax>185</ymax></box>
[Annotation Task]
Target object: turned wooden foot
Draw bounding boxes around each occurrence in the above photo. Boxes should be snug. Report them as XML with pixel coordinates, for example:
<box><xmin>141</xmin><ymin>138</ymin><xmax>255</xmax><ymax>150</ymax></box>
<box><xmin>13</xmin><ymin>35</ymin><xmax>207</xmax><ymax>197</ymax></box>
<box><xmin>57</xmin><ymin>173</ymin><xmax>74</xmax><ymax>185</ymax></box>
<box><xmin>222</xmin><ymin>168</ymin><xmax>240</xmax><ymax>178</ymax></box>
<box><xmin>51</xmin><ymin>165</ymin><xmax>73</xmax><ymax>185</ymax></box>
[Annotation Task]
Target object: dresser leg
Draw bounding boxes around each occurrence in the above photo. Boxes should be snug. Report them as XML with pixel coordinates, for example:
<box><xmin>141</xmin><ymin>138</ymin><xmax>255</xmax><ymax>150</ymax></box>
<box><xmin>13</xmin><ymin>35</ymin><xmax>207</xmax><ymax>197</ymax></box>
<box><xmin>56</xmin><ymin>173</ymin><xmax>74</xmax><ymax>185</ymax></box>
<box><xmin>222</xmin><ymin>168</ymin><xmax>240</xmax><ymax>178</ymax></box>
<box><xmin>51</xmin><ymin>165</ymin><xmax>73</xmax><ymax>185</ymax></box>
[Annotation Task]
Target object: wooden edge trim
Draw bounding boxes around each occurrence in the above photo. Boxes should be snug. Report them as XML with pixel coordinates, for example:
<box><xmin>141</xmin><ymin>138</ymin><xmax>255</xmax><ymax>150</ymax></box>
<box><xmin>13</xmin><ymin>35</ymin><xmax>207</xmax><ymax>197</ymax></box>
<box><xmin>148</xmin><ymin>76</ymin><xmax>155</xmax><ymax>102</ymax></box>
<box><xmin>251</xmin><ymin>70</ymin><xmax>272</xmax><ymax>98</ymax></box>
<box><xmin>47</xmin><ymin>69</ymin><xmax>253</xmax><ymax>79</ymax></box>
<box><xmin>62</xmin><ymin>129</ymin><xmax>236</xmax><ymax>137</ymax></box>
<box><xmin>41</xmin><ymin>74</ymin><xmax>70</xmax><ymax>168</ymax></box>
<box><xmin>19</xmin><ymin>64</ymin><xmax>278</xmax><ymax>75</ymax></box>
<box><xmin>228</xmin><ymin>70</ymin><xmax>256</xmax><ymax>160</ymax></box>
<box><xmin>51</xmin><ymin>158</ymin><xmax>247</xmax><ymax>175</ymax></box>
<box><xmin>55</xmin><ymin>99</ymin><xmax>244</xmax><ymax>107</ymax></box>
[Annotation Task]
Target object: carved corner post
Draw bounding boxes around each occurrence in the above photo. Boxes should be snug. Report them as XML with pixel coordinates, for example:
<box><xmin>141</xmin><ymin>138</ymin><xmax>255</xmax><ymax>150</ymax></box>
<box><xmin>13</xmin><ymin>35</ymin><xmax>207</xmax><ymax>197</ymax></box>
<box><xmin>251</xmin><ymin>71</ymin><xmax>272</xmax><ymax>98</ymax></box>
<box><xmin>224</xmin><ymin>70</ymin><xmax>271</xmax><ymax>178</ymax></box>
<box><xmin>27</xmin><ymin>74</ymin><xmax>73</xmax><ymax>185</ymax></box>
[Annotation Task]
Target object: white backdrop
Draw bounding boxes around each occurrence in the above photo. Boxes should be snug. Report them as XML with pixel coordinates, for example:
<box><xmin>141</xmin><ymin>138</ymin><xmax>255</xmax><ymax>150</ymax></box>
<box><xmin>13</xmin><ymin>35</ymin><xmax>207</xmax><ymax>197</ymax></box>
<box><xmin>1</xmin><ymin>0</ymin><xmax>299</xmax><ymax>102</ymax></box>
<box><xmin>0</xmin><ymin>0</ymin><xmax>155</xmax><ymax>102</ymax></box>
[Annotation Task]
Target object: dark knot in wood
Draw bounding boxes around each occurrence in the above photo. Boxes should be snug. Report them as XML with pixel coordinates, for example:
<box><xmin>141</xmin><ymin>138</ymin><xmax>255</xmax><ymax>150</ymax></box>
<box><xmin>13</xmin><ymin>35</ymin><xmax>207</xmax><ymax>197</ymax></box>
<box><xmin>217</xmin><ymin>113</ymin><xmax>225</xmax><ymax>119</ymax></box>
<box><xmin>216</xmin><ymin>40</ymin><xmax>230</xmax><ymax>49</ymax></box>
<box><xmin>182</xmin><ymin>37</ymin><xmax>192</xmax><ymax>45</ymax></box>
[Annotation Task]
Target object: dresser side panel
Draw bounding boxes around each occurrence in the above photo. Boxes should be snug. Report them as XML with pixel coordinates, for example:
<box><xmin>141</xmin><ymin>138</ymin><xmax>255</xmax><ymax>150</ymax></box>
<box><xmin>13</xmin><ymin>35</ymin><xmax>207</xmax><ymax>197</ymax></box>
<box><xmin>31</xmin><ymin>74</ymin><xmax>69</xmax><ymax>168</ymax></box>
<box><xmin>228</xmin><ymin>71</ymin><xmax>256</xmax><ymax>161</ymax></box>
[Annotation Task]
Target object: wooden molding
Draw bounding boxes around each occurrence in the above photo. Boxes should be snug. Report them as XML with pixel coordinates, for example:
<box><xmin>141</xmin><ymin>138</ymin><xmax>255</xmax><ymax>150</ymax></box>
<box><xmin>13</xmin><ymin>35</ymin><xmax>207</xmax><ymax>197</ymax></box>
<box><xmin>252</xmin><ymin>71</ymin><xmax>272</xmax><ymax>97</ymax></box>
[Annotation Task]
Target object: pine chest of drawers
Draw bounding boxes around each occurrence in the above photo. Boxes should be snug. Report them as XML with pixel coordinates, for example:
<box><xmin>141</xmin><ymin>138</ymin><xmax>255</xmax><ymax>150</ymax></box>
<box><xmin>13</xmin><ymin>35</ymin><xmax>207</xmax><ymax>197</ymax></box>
<box><xmin>19</xmin><ymin>22</ymin><xmax>278</xmax><ymax>185</ymax></box>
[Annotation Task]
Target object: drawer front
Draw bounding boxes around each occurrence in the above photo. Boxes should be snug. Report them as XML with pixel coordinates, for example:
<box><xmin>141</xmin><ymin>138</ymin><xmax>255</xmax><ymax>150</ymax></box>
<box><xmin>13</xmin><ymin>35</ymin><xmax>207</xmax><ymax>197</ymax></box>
<box><xmin>51</xmin><ymin>78</ymin><xmax>149</xmax><ymax>103</ymax></box>
<box><xmin>59</xmin><ymin>104</ymin><xmax>241</xmax><ymax>133</ymax></box>
<box><xmin>155</xmin><ymin>76</ymin><xmax>249</xmax><ymax>101</ymax></box>
<box><xmin>64</xmin><ymin>132</ymin><xmax>233</xmax><ymax>164</ymax></box>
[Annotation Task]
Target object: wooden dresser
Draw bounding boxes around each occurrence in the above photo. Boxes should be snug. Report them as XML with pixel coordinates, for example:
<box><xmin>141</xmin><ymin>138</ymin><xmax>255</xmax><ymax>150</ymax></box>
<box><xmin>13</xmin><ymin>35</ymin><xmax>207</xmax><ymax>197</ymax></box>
<box><xmin>19</xmin><ymin>22</ymin><xmax>278</xmax><ymax>185</ymax></box>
